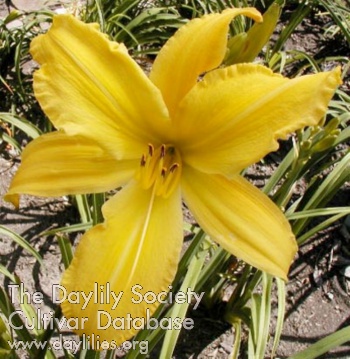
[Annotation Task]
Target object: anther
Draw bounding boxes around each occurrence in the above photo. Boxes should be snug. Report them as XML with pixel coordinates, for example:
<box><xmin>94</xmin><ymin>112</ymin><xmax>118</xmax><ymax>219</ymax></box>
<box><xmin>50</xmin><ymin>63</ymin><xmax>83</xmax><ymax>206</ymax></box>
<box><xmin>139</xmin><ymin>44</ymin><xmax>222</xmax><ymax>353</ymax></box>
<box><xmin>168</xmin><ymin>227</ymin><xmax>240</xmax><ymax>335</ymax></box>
<box><xmin>160</xmin><ymin>144</ymin><xmax>166</xmax><ymax>158</ymax></box>
<box><xmin>169</xmin><ymin>163</ymin><xmax>179</xmax><ymax>173</ymax></box>
<box><xmin>148</xmin><ymin>143</ymin><xmax>154</xmax><ymax>156</ymax></box>
<box><xmin>161</xmin><ymin>167</ymin><xmax>167</xmax><ymax>177</ymax></box>
<box><xmin>140</xmin><ymin>154</ymin><xmax>146</xmax><ymax>166</ymax></box>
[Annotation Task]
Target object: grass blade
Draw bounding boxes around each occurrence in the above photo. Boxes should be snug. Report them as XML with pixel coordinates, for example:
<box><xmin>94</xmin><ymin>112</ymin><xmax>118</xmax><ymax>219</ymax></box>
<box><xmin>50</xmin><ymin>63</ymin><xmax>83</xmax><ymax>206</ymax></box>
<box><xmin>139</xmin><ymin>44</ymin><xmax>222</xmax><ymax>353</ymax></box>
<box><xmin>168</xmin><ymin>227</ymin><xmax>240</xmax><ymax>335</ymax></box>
<box><xmin>0</xmin><ymin>225</ymin><xmax>43</xmax><ymax>266</ymax></box>
<box><xmin>288</xmin><ymin>325</ymin><xmax>350</xmax><ymax>359</ymax></box>
<box><xmin>159</xmin><ymin>238</ymin><xmax>209</xmax><ymax>358</ymax></box>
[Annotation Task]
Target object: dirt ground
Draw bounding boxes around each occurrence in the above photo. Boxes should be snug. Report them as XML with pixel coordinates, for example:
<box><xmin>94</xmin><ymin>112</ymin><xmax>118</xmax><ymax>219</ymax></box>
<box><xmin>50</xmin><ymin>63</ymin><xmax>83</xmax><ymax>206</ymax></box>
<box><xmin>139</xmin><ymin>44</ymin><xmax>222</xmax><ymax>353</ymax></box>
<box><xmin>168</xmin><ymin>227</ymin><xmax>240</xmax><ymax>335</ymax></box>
<box><xmin>1</xmin><ymin>1</ymin><xmax>350</xmax><ymax>358</ymax></box>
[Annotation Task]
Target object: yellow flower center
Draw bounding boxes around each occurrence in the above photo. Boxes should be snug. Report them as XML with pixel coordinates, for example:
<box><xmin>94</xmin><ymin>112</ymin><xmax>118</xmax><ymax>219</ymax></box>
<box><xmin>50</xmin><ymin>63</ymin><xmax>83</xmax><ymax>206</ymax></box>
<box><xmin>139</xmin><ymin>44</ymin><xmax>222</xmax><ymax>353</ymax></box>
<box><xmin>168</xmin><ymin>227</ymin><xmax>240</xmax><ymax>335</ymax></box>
<box><xmin>136</xmin><ymin>144</ymin><xmax>182</xmax><ymax>198</ymax></box>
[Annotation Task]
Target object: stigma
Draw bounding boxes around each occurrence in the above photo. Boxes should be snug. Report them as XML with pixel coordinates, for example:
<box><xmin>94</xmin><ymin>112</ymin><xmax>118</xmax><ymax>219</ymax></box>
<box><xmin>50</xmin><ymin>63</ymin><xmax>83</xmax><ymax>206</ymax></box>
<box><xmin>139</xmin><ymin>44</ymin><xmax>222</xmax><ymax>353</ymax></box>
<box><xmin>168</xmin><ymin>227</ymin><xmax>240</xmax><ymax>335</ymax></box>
<box><xmin>136</xmin><ymin>144</ymin><xmax>182</xmax><ymax>198</ymax></box>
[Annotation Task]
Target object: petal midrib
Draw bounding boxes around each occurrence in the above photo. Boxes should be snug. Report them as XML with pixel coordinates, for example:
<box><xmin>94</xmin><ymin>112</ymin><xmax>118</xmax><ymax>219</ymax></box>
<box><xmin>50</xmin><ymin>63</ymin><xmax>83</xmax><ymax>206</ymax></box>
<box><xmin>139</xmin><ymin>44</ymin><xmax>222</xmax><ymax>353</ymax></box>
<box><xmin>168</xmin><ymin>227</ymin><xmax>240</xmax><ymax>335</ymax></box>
<box><xmin>108</xmin><ymin>187</ymin><xmax>157</xmax><ymax>290</ymax></box>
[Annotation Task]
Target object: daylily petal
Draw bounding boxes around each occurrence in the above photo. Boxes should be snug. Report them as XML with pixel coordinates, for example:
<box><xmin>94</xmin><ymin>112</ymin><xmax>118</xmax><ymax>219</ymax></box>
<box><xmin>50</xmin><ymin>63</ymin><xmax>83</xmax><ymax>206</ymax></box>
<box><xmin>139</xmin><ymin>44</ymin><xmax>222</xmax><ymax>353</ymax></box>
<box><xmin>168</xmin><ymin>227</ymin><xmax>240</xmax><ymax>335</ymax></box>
<box><xmin>176</xmin><ymin>64</ymin><xmax>341</xmax><ymax>176</ymax></box>
<box><xmin>4</xmin><ymin>132</ymin><xmax>136</xmax><ymax>207</ymax></box>
<box><xmin>149</xmin><ymin>8</ymin><xmax>262</xmax><ymax>117</ymax></box>
<box><xmin>31</xmin><ymin>14</ymin><xmax>170</xmax><ymax>158</ymax></box>
<box><xmin>181</xmin><ymin>166</ymin><xmax>297</xmax><ymax>279</ymax></box>
<box><xmin>61</xmin><ymin>181</ymin><xmax>183</xmax><ymax>344</ymax></box>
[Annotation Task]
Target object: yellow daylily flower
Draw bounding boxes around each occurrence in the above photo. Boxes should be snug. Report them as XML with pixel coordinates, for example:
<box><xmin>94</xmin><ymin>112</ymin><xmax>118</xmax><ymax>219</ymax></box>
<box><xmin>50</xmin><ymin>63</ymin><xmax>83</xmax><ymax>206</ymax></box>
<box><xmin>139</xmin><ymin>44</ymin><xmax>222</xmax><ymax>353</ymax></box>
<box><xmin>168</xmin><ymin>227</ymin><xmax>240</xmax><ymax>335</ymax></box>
<box><xmin>5</xmin><ymin>9</ymin><xmax>341</xmax><ymax>346</ymax></box>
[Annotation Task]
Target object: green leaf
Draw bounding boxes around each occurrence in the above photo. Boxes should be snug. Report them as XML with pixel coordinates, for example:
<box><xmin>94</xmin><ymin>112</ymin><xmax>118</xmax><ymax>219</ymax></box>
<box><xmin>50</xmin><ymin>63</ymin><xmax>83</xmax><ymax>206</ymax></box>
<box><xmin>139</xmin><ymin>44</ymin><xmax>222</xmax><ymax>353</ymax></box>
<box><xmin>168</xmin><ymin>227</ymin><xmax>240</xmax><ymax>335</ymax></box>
<box><xmin>159</xmin><ymin>238</ymin><xmax>210</xmax><ymax>358</ymax></box>
<box><xmin>270</xmin><ymin>278</ymin><xmax>286</xmax><ymax>358</ymax></box>
<box><xmin>293</xmin><ymin>151</ymin><xmax>350</xmax><ymax>236</ymax></box>
<box><xmin>57</xmin><ymin>235</ymin><xmax>74</xmax><ymax>269</ymax></box>
<box><xmin>42</xmin><ymin>222</ymin><xmax>92</xmax><ymax>237</ymax></box>
<box><xmin>0</xmin><ymin>287</ymin><xmax>36</xmax><ymax>356</ymax></box>
<box><xmin>287</xmin><ymin>207</ymin><xmax>350</xmax><ymax>220</ymax></box>
<box><xmin>288</xmin><ymin>325</ymin><xmax>350</xmax><ymax>359</ymax></box>
<box><xmin>225</xmin><ymin>3</ymin><xmax>281</xmax><ymax>65</ymax></box>
<box><xmin>0</xmin><ymin>113</ymin><xmax>42</xmax><ymax>139</ymax></box>
<box><xmin>247</xmin><ymin>273</ymin><xmax>273</xmax><ymax>359</ymax></box>
<box><xmin>0</xmin><ymin>226</ymin><xmax>43</xmax><ymax>266</ymax></box>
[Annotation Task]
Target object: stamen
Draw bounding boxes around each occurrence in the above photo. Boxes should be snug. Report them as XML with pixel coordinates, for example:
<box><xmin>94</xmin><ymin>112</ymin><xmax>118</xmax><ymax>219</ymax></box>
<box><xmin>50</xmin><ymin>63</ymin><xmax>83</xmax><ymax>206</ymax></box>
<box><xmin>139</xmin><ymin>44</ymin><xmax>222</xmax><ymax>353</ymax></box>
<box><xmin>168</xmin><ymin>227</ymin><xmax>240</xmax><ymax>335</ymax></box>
<box><xmin>169</xmin><ymin>163</ymin><xmax>179</xmax><ymax>173</ymax></box>
<box><xmin>140</xmin><ymin>154</ymin><xmax>146</xmax><ymax>167</ymax></box>
<box><xmin>160</xmin><ymin>144</ymin><xmax>166</xmax><ymax>158</ymax></box>
<box><xmin>148</xmin><ymin>143</ymin><xmax>154</xmax><ymax>156</ymax></box>
<box><xmin>136</xmin><ymin>144</ymin><xmax>181</xmax><ymax>198</ymax></box>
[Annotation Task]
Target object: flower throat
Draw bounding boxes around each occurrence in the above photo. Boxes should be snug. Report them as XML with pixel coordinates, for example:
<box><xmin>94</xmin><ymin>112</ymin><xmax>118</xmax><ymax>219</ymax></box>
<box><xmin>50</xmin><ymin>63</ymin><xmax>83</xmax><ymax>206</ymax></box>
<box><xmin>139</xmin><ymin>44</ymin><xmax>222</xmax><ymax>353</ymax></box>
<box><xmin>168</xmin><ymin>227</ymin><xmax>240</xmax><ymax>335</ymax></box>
<box><xmin>136</xmin><ymin>144</ymin><xmax>182</xmax><ymax>198</ymax></box>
